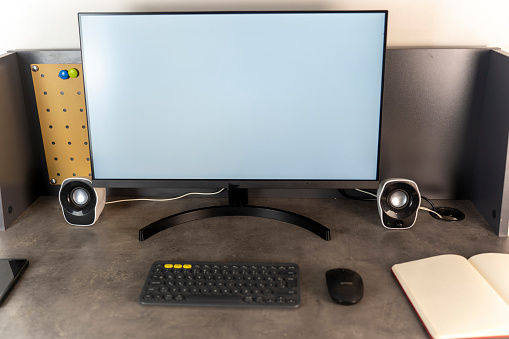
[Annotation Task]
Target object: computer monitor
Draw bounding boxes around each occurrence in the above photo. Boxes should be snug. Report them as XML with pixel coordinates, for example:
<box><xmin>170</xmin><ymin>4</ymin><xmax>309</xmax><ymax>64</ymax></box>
<box><xmin>78</xmin><ymin>11</ymin><xmax>388</xmax><ymax>241</ymax></box>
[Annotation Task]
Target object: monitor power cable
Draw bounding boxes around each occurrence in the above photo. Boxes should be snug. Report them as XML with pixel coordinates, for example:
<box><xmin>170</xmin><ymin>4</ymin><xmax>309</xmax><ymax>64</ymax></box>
<box><xmin>105</xmin><ymin>188</ymin><xmax>226</xmax><ymax>205</ymax></box>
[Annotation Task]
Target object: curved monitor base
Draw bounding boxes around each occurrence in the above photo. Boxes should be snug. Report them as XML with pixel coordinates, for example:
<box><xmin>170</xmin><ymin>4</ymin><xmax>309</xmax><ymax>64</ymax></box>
<box><xmin>138</xmin><ymin>189</ymin><xmax>331</xmax><ymax>241</ymax></box>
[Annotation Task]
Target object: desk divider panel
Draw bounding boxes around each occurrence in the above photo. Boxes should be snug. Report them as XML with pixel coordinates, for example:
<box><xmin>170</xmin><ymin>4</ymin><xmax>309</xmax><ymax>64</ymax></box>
<box><xmin>471</xmin><ymin>50</ymin><xmax>509</xmax><ymax>237</ymax></box>
<box><xmin>0</xmin><ymin>53</ymin><xmax>39</xmax><ymax>230</ymax></box>
<box><xmin>379</xmin><ymin>48</ymin><xmax>491</xmax><ymax>199</ymax></box>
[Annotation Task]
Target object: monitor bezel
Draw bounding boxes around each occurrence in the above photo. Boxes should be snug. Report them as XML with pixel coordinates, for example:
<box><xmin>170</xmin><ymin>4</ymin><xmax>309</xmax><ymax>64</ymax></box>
<box><xmin>79</xmin><ymin>10</ymin><xmax>388</xmax><ymax>190</ymax></box>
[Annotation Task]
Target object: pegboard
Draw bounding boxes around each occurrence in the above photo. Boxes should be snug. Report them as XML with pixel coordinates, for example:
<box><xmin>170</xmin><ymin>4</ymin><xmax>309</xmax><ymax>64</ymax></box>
<box><xmin>31</xmin><ymin>64</ymin><xmax>91</xmax><ymax>185</ymax></box>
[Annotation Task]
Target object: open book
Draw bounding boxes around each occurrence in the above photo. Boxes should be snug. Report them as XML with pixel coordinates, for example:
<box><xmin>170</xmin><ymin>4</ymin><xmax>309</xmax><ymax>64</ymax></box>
<box><xmin>392</xmin><ymin>253</ymin><xmax>509</xmax><ymax>339</ymax></box>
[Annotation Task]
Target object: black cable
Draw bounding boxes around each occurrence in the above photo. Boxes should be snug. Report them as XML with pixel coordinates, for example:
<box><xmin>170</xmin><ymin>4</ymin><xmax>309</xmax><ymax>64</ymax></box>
<box><xmin>338</xmin><ymin>189</ymin><xmax>376</xmax><ymax>201</ymax></box>
<box><xmin>420</xmin><ymin>196</ymin><xmax>465</xmax><ymax>222</ymax></box>
<box><xmin>420</xmin><ymin>196</ymin><xmax>436</xmax><ymax>211</ymax></box>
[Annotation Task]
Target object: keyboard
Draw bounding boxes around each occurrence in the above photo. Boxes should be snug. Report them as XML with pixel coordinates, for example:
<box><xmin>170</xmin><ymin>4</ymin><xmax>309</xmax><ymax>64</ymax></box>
<box><xmin>140</xmin><ymin>261</ymin><xmax>300</xmax><ymax>308</ymax></box>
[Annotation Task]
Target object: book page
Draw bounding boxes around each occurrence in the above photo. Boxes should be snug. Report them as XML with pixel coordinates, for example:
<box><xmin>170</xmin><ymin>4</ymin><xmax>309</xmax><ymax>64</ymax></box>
<box><xmin>392</xmin><ymin>254</ymin><xmax>509</xmax><ymax>339</ymax></box>
<box><xmin>469</xmin><ymin>253</ymin><xmax>509</xmax><ymax>305</ymax></box>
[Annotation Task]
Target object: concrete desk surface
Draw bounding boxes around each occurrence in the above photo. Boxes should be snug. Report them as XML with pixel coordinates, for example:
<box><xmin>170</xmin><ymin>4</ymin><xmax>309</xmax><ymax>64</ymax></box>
<box><xmin>0</xmin><ymin>196</ymin><xmax>507</xmax><ymax>338</ymax></box>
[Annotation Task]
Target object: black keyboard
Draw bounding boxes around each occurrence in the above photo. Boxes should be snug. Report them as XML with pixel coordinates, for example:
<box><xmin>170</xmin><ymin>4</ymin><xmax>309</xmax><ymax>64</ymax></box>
<box><xmin>140</xmin><ymin>261</ymin><xmax>300</xmax><ymax>308</ymax></box>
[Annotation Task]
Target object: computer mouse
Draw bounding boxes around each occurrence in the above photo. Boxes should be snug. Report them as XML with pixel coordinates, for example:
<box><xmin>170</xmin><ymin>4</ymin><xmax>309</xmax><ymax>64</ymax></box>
<box><xmin>325</xmin><ymin>268</ymin><xmax>363</xmax><ymax>305</ymax></box>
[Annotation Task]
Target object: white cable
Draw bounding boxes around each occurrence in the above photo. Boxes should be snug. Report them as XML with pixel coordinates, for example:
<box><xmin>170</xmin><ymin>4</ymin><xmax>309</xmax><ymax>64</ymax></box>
<box><xmin>105</xmin><ymin>188</ymin><xmax>226</xmax><ymax>205</ymax></box>
<box><xmin>354</xmin><ymin>188</ymin><xmax>377</xmax><ymax>198</ymax></box>
<box><xmin>419</xmin><ymin>206</ymin><xmax>442</xmax><ymax>218</ymax></box>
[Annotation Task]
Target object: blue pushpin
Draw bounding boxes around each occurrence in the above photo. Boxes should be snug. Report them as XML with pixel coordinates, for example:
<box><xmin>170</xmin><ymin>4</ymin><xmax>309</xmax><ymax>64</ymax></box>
<box><xmin>59</xmin><ymin>70</ymin><xmax>69</xmax><ymax>79</ymax></box>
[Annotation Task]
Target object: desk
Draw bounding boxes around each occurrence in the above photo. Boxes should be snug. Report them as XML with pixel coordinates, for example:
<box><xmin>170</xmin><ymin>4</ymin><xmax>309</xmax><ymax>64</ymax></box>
<box><xmin>0</xmin><ymin>196</ymin><xmax>507</xmax><ymax>338</ymax></box>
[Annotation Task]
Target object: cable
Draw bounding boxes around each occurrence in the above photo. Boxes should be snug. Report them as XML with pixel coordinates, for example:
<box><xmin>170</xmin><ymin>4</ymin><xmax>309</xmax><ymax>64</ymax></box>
<box><xmin>420</xmin><ymin>196</ymin><xmax>436</xmax><ymax>211</ymax></box>
<box><xmin>338</xmin><ymin>189</ymin><xmax>377</xmax><ymax>201</ymax></box>
<box><xmin>105</xmin><ymin>188</ymin><xmax>226</xmax><ymax>205</ymax></box>
<box><xmin>419</xmin><ymin>206</ymin><xmax>442</xmax><ymax>218</ymax></box>
<box><xmin>355</xmin><ymin>189</ymin><xmax>377</xmax><ymax>198</ymax></box>
<box><xmin>420</xmin><ymin>196</ymin><xmax>465</xmax><ymax>221</ymax></box>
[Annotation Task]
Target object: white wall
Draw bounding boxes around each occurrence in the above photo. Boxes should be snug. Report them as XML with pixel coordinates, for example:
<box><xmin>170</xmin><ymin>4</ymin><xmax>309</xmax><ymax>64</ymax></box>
<box><xmin>1</xmin><ymin>0</ymin><xmax>508</xmax><ymax>54</ymax></box>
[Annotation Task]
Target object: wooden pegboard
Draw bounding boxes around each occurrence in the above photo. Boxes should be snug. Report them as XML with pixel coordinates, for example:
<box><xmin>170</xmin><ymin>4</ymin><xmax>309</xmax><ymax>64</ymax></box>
<box><xmin>31</xmin><ymin>64</ymin><xmax>91</xmax><ymax>185</ymax></box>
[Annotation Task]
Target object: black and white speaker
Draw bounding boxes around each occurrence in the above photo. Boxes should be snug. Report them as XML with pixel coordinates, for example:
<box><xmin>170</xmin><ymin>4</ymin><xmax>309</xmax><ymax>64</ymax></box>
<box><xmin>59</xmin><ymin>178</ymin><xmax>106</xmax><ymax>226</ymax></box>
<box><xmin>377</xmin><ymin>178</ymin><xmax>421</xmax><ymax>229</ymax></box>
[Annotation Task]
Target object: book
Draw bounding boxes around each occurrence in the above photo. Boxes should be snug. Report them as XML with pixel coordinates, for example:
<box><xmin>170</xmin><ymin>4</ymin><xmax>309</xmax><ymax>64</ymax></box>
<box><xmin>392</xmin><ymin>253</ymin><xmax>509</xmax><ymax>339</ymax></box>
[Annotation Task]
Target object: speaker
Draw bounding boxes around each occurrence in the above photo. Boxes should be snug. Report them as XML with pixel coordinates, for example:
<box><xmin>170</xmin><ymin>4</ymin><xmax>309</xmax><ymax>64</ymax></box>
<box><xmin>59</xmin><ymin>178</ymin><xmax>106</xmax><ymax>226</ymax></box>
<box><xmin>377</xmin><ymin>178</ymin><xmax>421</xmax><ymax>229</ymax></box>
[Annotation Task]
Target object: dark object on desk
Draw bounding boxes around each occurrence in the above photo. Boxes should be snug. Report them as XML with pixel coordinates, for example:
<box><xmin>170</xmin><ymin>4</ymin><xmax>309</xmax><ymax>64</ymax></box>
<box><xmin>429</xmin><ymin>207</ymin><xmax>465</xmax><ymax>222</ymax></box>
<box><xmin>140</xmin><ymin>261</ymin><xmax>300</xmax><ymax>308</ymax></box>
<box><xmin>326</xmin><ymin>268</ymin><xmax>363</xmax><ymax>305</ymax></box>
<box><xmin>0</xmin><ymin>259</ymin><xmax>29</xmax><ymax>306</ymax></box>
<box><xmin>59</xmin><ymin>178</ymin><xmax>106</xmax><ymax>226</ymax></box>
<box><xmin>139</xmin><ymin>187</ymin><xmax>331</xmax><ymax>241</ymax></box>
<box><xmin>377</xmin><ymin>178</ymin><xmax>421</xmax><ymax>229</ymax></box>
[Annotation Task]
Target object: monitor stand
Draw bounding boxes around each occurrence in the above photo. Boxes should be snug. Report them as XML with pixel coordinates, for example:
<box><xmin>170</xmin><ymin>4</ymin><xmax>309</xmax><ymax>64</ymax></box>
<box><xmin>138</xmin><ymin>186</ymin><xmax>331</xmax><ymax>241</ymax></box>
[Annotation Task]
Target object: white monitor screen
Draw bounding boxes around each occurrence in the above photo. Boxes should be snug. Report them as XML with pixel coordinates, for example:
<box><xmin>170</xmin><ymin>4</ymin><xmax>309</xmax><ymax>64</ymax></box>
<box><xmin>79</xmin><ymin>12</ymin><xmax>387</xmax><ymax>186</ymax></box>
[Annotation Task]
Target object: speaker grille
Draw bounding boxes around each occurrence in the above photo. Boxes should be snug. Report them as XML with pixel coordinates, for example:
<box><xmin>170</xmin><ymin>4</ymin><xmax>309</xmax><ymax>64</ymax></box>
<box><xmin>59</xmin><ymin>179</ymin><xmax>97</xmax><ymax>217</ymax></box>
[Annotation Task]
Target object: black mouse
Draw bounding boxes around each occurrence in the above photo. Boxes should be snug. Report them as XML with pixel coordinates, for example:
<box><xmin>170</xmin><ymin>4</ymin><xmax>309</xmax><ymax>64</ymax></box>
<box><xmin>325</xmin><ymin>268</ymin><xmax>363</xmax><ymax>305</ymax></box>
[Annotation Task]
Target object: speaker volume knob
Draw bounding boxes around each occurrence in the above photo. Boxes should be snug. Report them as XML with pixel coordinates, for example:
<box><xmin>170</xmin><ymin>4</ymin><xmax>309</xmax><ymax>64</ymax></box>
<box><xmin>71</xmin><ymin>187</ymin><xmax>90</xmax><ymax>206</ymax></box>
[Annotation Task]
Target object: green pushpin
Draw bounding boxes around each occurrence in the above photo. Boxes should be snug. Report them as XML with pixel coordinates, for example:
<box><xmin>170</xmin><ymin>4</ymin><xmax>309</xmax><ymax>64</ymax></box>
<box><xmin>68</xmin><ymin>68</ymin><xmax>79</xmax><ymax>78</ymax></box>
